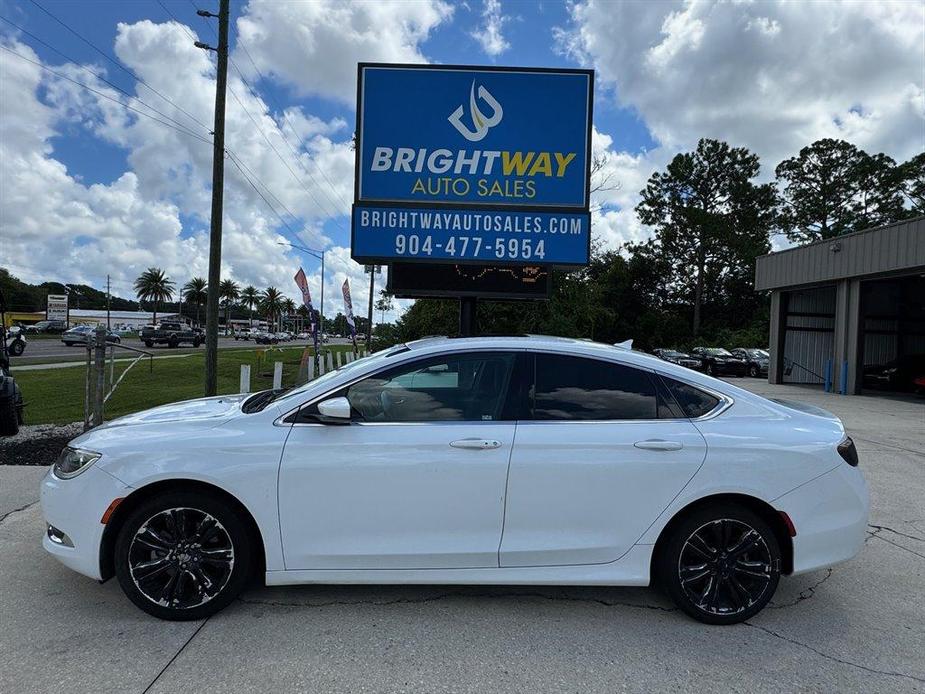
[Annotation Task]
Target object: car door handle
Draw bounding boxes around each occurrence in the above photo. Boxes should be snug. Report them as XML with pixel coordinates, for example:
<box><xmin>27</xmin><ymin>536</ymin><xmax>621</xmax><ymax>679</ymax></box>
<box><xmin>634</xmin><ymin>439</ymin><xmax>684</xmax><ymax>451</ymax></box>
<box><xmin>450</xmin><ymin>438</ymin><xmax>502</xmax><ymax>450</ymax></box>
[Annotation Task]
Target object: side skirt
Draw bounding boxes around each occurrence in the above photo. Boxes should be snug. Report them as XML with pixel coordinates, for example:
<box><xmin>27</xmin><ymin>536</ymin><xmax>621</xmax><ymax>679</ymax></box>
<box><xmin>265</xmin><ymin>544</ymin><xmax>654</xmax><ymax>587</ymax></box>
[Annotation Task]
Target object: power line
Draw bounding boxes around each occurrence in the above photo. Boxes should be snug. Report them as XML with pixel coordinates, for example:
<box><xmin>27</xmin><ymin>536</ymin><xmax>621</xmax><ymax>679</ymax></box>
<box><xmin>232</xmin><ymin>26</ymin><xmax>352</xmax><ymax>210</ymax></box>
<box><xmin>188</xmin><ymin>0</ymin><xmax>350</xmax><ymax>223</ymax></box>
<box><xmin>0</xmin><ymin>45</ymin><xmax>214</xmax><ymax>146</ymax></box>
<box><xmin>0</xmin><ymin>15</ymin><xmax>210</xmax><ymax>141</ymax></box>
<box><xmin>28</xmin><ymin>0</ymin><xmax>210</xmax><ymax>133</ymax></box>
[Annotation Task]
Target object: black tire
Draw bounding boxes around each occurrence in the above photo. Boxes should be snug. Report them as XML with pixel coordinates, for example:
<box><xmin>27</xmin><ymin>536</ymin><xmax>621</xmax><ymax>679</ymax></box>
<box><xmin>168</xmin><ymin>337</ymin><xmax>179</xmax><ymax>349</ymax></box>
<box><xmin>748</xmin><ymin>365</ymin><xmax>759</xmax><ymax>378</ymax></box>
<box><xmin>114</xmin><ymin>491</ymin><xmax>252</xmax><ymax>621</ymax></box>
<box><xmin>705</xmin><ymin>363</ymin><xmax>715</xmax><ymax>377</ymax></box>
<box><xmin>657</xmin><ymin>503</ymin><xmax>780</xmax><ymax>625</ymax></box>
<box><xmin>144</xmin><ymin>340</ymin><xmax>154</xmax><ymax>348</ymax></box>
<box><xmin>0</xmin><ymin>394</ymin><xmax>19</xmax><ymax>436</ymax></box>
<box><xmin>9</xmin><ymin>340</ymin><xmax>25</xmax><ymax>356</ymax></box>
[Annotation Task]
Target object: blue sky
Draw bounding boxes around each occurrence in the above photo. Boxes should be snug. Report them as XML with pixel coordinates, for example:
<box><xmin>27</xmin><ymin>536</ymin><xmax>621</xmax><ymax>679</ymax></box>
<box><xmin>1</xmin><ymin>0</ymin><xmax>922</xmax><ymax>310</ymax></box>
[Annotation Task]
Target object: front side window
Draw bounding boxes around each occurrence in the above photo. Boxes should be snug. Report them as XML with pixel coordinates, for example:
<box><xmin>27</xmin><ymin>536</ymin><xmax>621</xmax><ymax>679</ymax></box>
<box><xmin>533</xmin><ymin>354</ymin><xmax>658</xmax><ymax>420</ymax></box>
<box><xmin>341</xmin><ymin>352</ymin><xmax>516</xmax><ymax>422</ymax></box>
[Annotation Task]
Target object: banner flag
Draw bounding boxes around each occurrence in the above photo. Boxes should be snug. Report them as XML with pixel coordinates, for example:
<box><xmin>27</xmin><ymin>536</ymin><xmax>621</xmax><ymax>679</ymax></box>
<box><xmin>295</xmin><ymin>267</ymin><xmax>319</xmax><ymax>354</ymax></box>
<box><xmin>342</xmin><ymin>278</ymin><xmax>357</xmax><ymax>350</ymax></box>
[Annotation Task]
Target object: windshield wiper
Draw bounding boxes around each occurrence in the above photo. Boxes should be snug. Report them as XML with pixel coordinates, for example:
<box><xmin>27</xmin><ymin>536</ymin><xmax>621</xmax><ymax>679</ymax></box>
<box><xmin>241</xmin><ymin>386</ymin><xmax>294</xmax><ymax>413</ymax></box>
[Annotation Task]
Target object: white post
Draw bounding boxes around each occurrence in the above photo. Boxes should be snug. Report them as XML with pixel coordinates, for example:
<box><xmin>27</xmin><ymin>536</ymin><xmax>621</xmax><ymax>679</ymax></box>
<box><xmin>317</xmin><ymin>358</ymin><xmax>325</xmax><ymax>376</ymax></box>
<box><xmin>307</xmin><ymin>359</ymin><xmax>315</xmax><ymax>381</ymax></box>
<box><xmin>327</xmin><ymin>351</ymin><xmax>334</xmax><ymax>371</ymax></box>
<box><xmin>336</xmin><ymin>351</ymin><xmax>343</xmax><ymax>368</ymax></box>
<box><xmin>345</xmin><ymin>352</ymin><xmax>353</xmax><ymax>363</ymax></box>
<box><xmin>273</xmin><ymin>361</ymin><xmax>283</xmax><ymax>389</ymax></box>
<box><xmin>239</xmin><ymin>364</ymin><xmax>251</xmax><ymax>393</ymax></box>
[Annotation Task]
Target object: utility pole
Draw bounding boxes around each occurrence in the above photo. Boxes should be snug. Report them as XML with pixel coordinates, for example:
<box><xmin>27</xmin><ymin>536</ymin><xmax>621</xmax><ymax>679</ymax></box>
<box><xmin>196</xmin><ymin>0</ymin><xmax>229</xmax><ymax>396</ymax></box>
<box><xmin>105</xmin><ymin>275</ymin><xmax>111</xmax><ymax>330</ymax></box>
<box><xmin>365</xmin><ymin>264</ymin><xmax>378</xmax><ymax>345</ymax></box>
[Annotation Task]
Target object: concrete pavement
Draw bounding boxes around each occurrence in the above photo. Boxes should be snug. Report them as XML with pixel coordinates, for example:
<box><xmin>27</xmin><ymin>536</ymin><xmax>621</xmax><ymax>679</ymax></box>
<box><xmin>1</xmin><ymin>381</ymin><xmax>923</xmax><ymax>693</ymax></box>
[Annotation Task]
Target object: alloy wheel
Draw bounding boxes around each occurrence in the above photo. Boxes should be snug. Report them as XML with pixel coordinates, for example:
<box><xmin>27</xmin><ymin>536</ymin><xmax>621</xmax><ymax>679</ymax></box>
<box><xmin>677</xmin><ymin>518</ymin><xmax>773</xmax><ymax>617</ymax></box>
<box><xmin>128</xmin><ymin>507</ymin><xmax>235</xmax><ymax>610</ymax></box>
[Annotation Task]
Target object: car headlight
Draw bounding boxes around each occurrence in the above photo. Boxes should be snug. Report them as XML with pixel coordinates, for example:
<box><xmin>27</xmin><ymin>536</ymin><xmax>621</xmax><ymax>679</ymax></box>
<box><xmin>53</xmin><ymin>447</ymin><xmax>101</xmax><ymax>479</ymax></box>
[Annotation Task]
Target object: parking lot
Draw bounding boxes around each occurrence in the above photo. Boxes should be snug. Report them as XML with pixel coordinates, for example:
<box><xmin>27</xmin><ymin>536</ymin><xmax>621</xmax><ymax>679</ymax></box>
<box><xmin>1</xmin><ymin>380</ymin><xmax>923</xmax><ymax>693</ymax></box>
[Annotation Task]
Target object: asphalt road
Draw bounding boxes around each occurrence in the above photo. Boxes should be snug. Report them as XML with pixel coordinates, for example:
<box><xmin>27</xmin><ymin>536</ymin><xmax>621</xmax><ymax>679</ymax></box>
<box><xmin>11</xmin><ymin>335</ymin><xmax>356</xmax><ymax>362</ymax></box>
<box><xmin>1</xmin><ymin>381</ymin><xmax>923</xmax><ymax>693</ymax></box>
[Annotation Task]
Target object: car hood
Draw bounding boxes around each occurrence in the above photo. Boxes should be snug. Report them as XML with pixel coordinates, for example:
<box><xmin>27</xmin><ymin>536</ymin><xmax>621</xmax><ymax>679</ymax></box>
<box><xmin>95</xmin><ymin>393</ymin><xmax>249</xmax><ymax>429</ymax></box>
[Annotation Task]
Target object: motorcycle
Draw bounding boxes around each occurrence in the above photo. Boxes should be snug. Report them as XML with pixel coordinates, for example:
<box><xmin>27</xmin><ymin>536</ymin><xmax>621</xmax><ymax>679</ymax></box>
<box><xmin>0</xmin><ymin>291</ymin><xmax>25</xmax><ymax>435</ymax></box>
<box><xmin>4</xmin><ymin>325</ymin><xmax>26</xmax><ymax>357</ymax></box>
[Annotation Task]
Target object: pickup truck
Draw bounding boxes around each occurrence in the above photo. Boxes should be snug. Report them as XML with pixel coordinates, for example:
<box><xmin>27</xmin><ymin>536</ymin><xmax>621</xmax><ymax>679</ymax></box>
<box><xmin>140</xmin><ymin>322</ymin><xmax>202</xmax><ymax>348</ymax></box>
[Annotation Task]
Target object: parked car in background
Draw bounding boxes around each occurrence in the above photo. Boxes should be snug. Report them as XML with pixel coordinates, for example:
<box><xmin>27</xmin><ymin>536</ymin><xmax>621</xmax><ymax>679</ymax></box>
<box><xmin>41</xmin><ymin>335</ymin><xmax>869</xmax><ymax>624</ymax></box>
<box><xmin>234</xmin><ymin>328</ymin><xmax>252</xmax><ymax>341</ymax></box>
<box><xmin>652</xmin><ymin>349</ymin><xmax>703</xmax><ymax>371</ymax></box>
<box><xmin>253</xmin><ymin>331</ymin><xmax>279</xmax><ymax>345</ymax></box>
<box><xmin>140</xmin><ymin>322</ymin><xmax>202</xmax><ymax>348</ymax></box>
<box><xmin>25</xmin><ymin>319</ymin><xmax>68</xmax><ymax>334</ymax></box>
<box><xmin>61</xmin><ymin>325</ymin><xmax>122</xmax><ymax>347</ymax></box>
<box><xmin>863</xmin><ymin>354</ymin><xmax>925</xmax><ymax>393</ymax></box>
<box><xmin>731</xmin><ymin>348</ymin><xmax>769</xmax><ymax>378</ymax></box>
<box><xmin>690</xmin><ymin>347</ymin><xmax>748</xmax><ymax>377</ymax></box>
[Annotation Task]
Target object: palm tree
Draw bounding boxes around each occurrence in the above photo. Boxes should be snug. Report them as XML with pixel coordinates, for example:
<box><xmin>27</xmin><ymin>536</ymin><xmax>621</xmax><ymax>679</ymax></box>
<box><xmin>260</xmin><ymin>287</ymin><xmax>284</xmax><ymax>331</ymax></box>
<box><xmin>219</xmin><ymin>279</ymin><xmax>240</xmax><ymax>329</ymax></box>
<box><xmin>282</xmin><ymin>297</ymin><xmax>296</xmax><ymax>333</ymax></box>
<box><xmin>134</xmin><ymin>267</ymin><xmax>175</xmax><ymax>325</ymax></box>
<box><xmin>182</xmin><ymin>277</ymin><xmax>207</xmax><ymax>327</ymax></box>
<box><xmin>240</xmin><ymin>285</ymin><xmax>259</xmax><ymax>328</ymax></box>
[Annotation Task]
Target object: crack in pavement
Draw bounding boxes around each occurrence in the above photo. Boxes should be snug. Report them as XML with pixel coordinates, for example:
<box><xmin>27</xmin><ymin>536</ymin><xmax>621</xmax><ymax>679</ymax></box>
<box><xmin>0</xmin><ymin>500</ymin><xmax>38</xmax><ymax>525</ymax></box>
<box><xmin>141</xmin><ymin>617</ymin><xmax>210</xmax><ymax>694</ymax></box>
<box><xmin>867</xmin><ymin>531</ymin><xmax>925</xmax><ymax>561</ymax></box>
<box><xmin>868</xmin><ymin>523</ymin><xmax>925</xmax><ymax>543</ymax></box>
<box><xmin>744</xmin><ymin>621</ymin><xmax>925</xmax><ymax>684</ymax></box>
<box><xmin>852</xmin><ymin>435</ymin><xmax>925</xmax><ymax>458</ymax></box>
<box><xmin>238</xmin><ymin>588</ymin><xmax>678</xmax><ymax>613</ymax></box>
<box><xmin>768</xmin><ymin>569</ymin><xmax>832</xmax><ymax>609</ymax></box>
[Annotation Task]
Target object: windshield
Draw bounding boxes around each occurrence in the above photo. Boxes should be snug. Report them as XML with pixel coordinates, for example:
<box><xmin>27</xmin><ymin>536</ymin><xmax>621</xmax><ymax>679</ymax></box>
<box><xmin>247</xmin><ymin>344</ymin><xmax>411</xmax><ymax>412</ymax></box>
<box><xmin>705</xmin><ymin>348</ymin><xmax>732</xmax><ymax>356</ymax></box>
<box><xmin>662</xmin><ymin>350</ymin><xmax>686</xmax><ymax>357</ymax></box>
<box><xmin>744</xmin><ymin>349</ymin><xmax>768</xmax><ymax>358</ymax></box>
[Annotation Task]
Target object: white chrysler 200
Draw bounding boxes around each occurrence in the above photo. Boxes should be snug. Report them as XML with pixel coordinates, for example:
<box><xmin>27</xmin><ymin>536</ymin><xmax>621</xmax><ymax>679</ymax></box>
<box><xmin>41</xmin><ymin>336</ymin><xmax>868</xmax><ymax>624</ymax></box>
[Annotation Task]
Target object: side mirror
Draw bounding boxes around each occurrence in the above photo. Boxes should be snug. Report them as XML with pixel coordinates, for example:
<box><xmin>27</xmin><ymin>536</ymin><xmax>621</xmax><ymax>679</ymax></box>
<box><xmin>316</xmin><ymin>396</ymin><xmax>352</xmax><ymax>423</ymax></box>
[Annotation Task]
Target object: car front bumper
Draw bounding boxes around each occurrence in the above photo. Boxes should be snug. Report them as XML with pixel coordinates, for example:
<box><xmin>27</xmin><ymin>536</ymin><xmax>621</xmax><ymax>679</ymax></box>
<box><xmin>40</xmin><ymin>464</ymin><xmax>132</xmax><ymax>581</ymax></box>
<box><xmin>774</xmin><ymin>463</ymin><xmax>869</xmax><ymax>575</ymax></box>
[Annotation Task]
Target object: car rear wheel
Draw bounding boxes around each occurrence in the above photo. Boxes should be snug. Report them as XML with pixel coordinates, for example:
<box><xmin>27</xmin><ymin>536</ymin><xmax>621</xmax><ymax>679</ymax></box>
<box><xmin>114</xmin><ymin>491</ymin><xmax>253</xmax><ymax>620</ymax></box>
<box><xmin>658</xmin><ymin>503</ymin><xmax>780</xmax><ymax>625</ymax></box>
<box><xmin>9</xmin><ymin>340</ymin><xmax>25</xmax><ymax>356</ymax></box>
<box><xmin>748</xmin><ymin>365</ymin><xmax>759</xmax><ymax>378</ymax></box>
<box><xmin>144</xmin><ymin>340</ymin><xmax>154</xmax><ymax>348</ymax></box>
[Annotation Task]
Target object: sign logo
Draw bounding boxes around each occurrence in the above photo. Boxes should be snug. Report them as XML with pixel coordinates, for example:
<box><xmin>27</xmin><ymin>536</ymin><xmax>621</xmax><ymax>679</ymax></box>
<box><xmin>448</xmin><ymin>81</ymin><xmax>503</xmax><ymax>142</ymax></box>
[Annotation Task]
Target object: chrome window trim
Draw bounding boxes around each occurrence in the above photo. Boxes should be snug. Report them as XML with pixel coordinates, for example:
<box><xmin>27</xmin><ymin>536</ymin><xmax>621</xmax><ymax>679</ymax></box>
<box><xmin>274</xmin><ymin>346</ymin><xmax>734</xmax><ymax>426</ymax></box>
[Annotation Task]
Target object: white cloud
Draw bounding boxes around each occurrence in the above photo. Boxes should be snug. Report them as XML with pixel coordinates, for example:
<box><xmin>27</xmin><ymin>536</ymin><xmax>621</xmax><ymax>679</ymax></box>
<box><xmin>558</xmin><ymin>0</ymin><xmax>925</xmax><ymax>165</ymax></box>
<box><xmin>235</xmin><ymin>0</ymin><xmax>454</xmax><ymax>104</ymax></box>
<box><xmin>471</xmin><ymin>0</ymin><xmax>510</xmax><ymax>57</ymax></box>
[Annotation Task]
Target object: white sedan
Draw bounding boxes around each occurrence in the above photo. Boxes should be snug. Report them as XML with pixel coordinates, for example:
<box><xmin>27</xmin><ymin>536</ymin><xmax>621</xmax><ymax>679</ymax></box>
<box><xmin>41</xmin><ymin>336</ymin><xmax>868</xmax><ymax>624</ymax></box>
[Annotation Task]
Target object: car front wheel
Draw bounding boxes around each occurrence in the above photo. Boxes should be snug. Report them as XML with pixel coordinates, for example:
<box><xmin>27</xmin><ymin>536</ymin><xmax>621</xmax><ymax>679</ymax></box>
<box><xmin>749</xmin><ymin>365</ymin><xmax>759</xmax><ymax>377</ymax></box>
<box><xmin>658</xmin><ymin>504</ymin><xmax>781</xmax><ymax>625</ymax></box>
<box><xmin>114</xmin><ymin>491</ymin><xmax>253</xmax><ymax>620</ymax></box>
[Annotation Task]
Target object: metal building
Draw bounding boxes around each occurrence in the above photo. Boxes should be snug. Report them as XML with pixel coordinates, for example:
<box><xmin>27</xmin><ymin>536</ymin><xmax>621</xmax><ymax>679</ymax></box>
<box><xmin>755</xmin><ymin>216</ymin><xmax>925</xmax><ymax>395</ymax></box>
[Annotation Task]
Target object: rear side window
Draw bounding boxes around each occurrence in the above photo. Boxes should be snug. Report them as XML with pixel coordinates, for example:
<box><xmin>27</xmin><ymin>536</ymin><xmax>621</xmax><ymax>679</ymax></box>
<box><xmin>660</xmin><ymin>376</ymin><xmax>721</xmax><ymax>418</ymax></box>
<box><xmin>533</xmin><ymin>354</ymin><xmax>658</xmax><ymax>420</ymax></box>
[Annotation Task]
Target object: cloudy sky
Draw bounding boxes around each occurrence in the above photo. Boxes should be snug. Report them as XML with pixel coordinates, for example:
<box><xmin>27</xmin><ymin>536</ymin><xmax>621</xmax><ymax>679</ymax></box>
<box><xmin>0</xmin><ymin>0</ymin><xmax>922</xmax><ymax>316</ymax></box>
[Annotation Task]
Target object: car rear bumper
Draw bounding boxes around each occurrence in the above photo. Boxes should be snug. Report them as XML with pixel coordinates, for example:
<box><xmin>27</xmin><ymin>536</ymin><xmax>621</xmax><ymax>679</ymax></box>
<box><xmin>774</xmin><ymin>463</ymin><xmax>869</xmax><ymax>575</ymax></box>
<box><xmin>40</xmin><ymin>465</ymin><xmax>131</xmax><ymax>581</ymax></box>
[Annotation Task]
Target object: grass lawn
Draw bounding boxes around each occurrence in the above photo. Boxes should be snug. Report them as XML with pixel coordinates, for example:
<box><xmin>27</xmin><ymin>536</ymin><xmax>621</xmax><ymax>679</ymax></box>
<box><xmin>16</xmin><ymin>345</ymin><xmax>360</xmax><ymax>425</ymax></box>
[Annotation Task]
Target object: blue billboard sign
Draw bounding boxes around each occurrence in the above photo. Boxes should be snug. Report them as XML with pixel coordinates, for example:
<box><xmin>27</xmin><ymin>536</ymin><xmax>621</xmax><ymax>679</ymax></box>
<box><xmin>352</xmin><ymin>64</ymin><xmax>593</xmax><ymax>267</ymax></box>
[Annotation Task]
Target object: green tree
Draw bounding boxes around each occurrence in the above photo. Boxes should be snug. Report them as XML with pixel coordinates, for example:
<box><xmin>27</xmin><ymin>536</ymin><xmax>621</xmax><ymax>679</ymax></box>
<box><xmin>133</xmin><ymin>267</ymin><xmax>175</xmax><ymax>325</ymax></box>
<box><xmin>850</xmin><ymin>151</ymin><xmax>905</xmax><ymax>230</ymax></box>
<box><xmin>181</xmin><ymin>277</ymin><xmax>207</xmax><ymax>326</ymax></box>
<box><xmin>240</xmin><ymin>285</ymin><xmax>259</xmax><ymax>327</ymax></box>
<box><xmin>776</xmin><ymin>138</ymin><xmax>861</xmax><ymax>242</ymax></box>
<box><xmin>259</xmin><ymin>287</ymin><xmax>284</xmax><ymax>330</ymax></box>
<box><xmin>219</xmin><ymin>279</ymin><xmax>240</xmax><ymax>327</ymax></box>
<box><xmin>899</xmin><ymin>152</ymin><xmax>925</xmax><ymax>215</ymax></box>
<box><xmin>636</xmin><ymin>138</ymin><xmax>775</xmax><ymax>336</ymax></box>
<box><xmin>375</xmin><ymin>289</ymin><xmax>394</xmax><ymax>324</ymax></box>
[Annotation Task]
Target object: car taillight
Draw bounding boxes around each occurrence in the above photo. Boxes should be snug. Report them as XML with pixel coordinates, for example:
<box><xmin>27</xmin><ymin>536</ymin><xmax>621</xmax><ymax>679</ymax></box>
<box><xmin>837</xmin><ymin>437</ymin><xmax>859</xmax><ymax>467</ymax></box>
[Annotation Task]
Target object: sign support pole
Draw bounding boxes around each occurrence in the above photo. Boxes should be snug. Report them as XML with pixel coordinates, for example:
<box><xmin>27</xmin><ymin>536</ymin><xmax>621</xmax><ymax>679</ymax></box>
<box><xmin>459</xmin><ymin>297</ymin><xmax>477</xmax><ymax>337</ymax></box>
